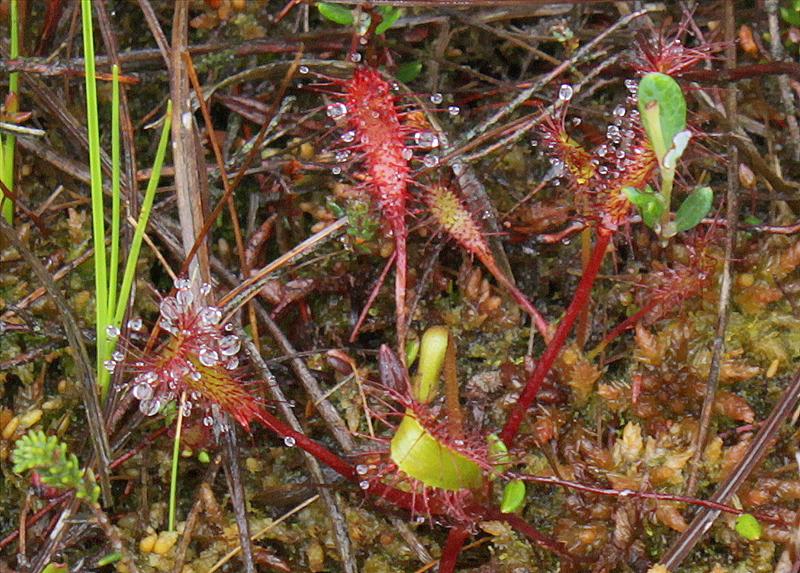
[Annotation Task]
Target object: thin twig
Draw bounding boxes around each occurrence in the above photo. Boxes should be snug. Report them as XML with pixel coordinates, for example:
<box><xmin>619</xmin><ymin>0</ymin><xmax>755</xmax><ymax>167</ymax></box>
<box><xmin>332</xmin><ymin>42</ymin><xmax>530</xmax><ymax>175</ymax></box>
<box><xmin>207</xmin><ymin>495</ymin><xmax>320</xmax><ymax>573</ymax></box>
<box><xmin>660</xmin><ymin>370</ymin><xmax>800</xmax><ymax>568</ymax></box>
<box><xmin>456</xmin><ymin>8</ymin><xmax>650</xmax><ymax>147</ymax></box>
<box><xmin>257</xmin><ymin>311</ymin><xmax>356</xmax><ymax>452</ymax></box>
<box><xmin>221</xmin><ymin>418</ymin><xmax>256</xmax><ymax>573</ymax></box>
<box><xmin>170</xmin><ymin>457</ymin><xmax>222</xmax><ymax>573</ymax></box>
<box><xmin>169</xmin><ymin>1</ymin><xmax>211</xmax><ymax>284</ymax></box>
<box><xmin>244</xmin><ymin>337</ymin><xmax>358</xmax><ymax>573</ymax></box>
<box><xmin>766</xmin><ymin>0</ymin><xmax>800</xmax><ymax>161</ymax></box>
<box><xmin>685</xmin><ymin>0</ymin><xmax>739</xmax><ymax>497</ymax></box>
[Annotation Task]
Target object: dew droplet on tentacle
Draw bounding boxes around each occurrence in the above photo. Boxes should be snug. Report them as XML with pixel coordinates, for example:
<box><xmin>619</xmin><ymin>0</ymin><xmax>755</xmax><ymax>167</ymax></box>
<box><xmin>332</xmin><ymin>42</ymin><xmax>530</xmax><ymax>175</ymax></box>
<box><xmin>199</xmin><ymin>306</ymin><xmax>222</xmax><ymax>326</ymax></box>
<box><xmin>199</xmin><ymin>348</ymin><xmax>219</xmax><ymax>367</ymax></box>
<box><xmin>326</xmin><ymin>102</ymin><xmax>348</xmax><ymax>119</ymax></box>
<box><xmin>139</xmin><ymin>398</ymin><xmax>161</xmax><ymax>416</ymax></box>
<box><xmin>423</xmin><ymin>154</ymin><xmax>439</xmax><ymax>168</ymax></box>
<box><xmin>413</xmin><ymin>131</ymin><xmax>439</xmax><ymax>149</ymax></box>
<box><xmin>219</xmin><ymin>335</ymin><xmax>241</xmax><ymax>356</ymax></box>
<box><xmin>160</xmin><ymin>297</ymin><xmax>180</xmax><ymax>321</ymax></box>
<box><xmin>176</xmin><ymin>288</ymin><xmax>194</xmax><ymax>308</ymax></box>
<box><xmin>133</xmin><ymin>383</ymin><xmax>153</xmax><ymax>401</ymax></box>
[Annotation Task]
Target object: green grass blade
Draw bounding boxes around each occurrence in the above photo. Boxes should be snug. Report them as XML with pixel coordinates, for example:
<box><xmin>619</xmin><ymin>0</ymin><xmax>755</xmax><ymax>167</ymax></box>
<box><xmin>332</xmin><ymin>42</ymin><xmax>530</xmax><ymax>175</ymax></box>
<box><xmin>108</xmin><ymin>65</ymin><xmax>120</xmax><ymax>319</ymax></box>
<box><xmin>1</xmin><ymin>0</ymin><xmax>19</xmax><ymax>223</ymax></box>
<box><xmin>169</xmin><ymin>391</ymin><xmax>187</xmax><ymax>531</ymax></box>
<box><xmin>81</xmin><ymin>0</ymin><xmax>108</xmax><ymax>382</ymax></box>
<box><xmin>112</xmin><ymin>102</ymin><xmax>172</xmax><ymax>329</ymax></box>
<box><xmin>98</xmin><ymin>101</ymin><xmax>172</xmax><ymax>395</ymax></box>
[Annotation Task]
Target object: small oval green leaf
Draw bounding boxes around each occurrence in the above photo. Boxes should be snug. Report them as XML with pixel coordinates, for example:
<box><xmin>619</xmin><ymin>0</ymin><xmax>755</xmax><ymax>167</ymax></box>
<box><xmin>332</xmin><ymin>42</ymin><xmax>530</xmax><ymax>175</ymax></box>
<box><xmin>413</xmin><ymin>326</ymin><xmax>449</xmax><ymax>404</ymax></box>
<box><xmin>675</xmin><ymin>186</ymin><xmax>713</xmax><ymax>233</ymax></box>
<box><xmin>97</xmin><ymin>552</ymin><xmax>122</xmax><ymax>567</ymax></box>
<box><xmin>500</xmin><ymin>480</ymin><xmax>526</xmax><ymax>513</ymax></box>
<box><xmin>375</xmin><ymin>6</ymin><xmax>402</xmax><ymax>34</ymax></box>
<box><xmin>623</xmin><ymin>185</ymin><xmax>665</xmax><ymax>230</ymax></box>
<box><xmin>735</xmin><ymin>513</ymin><xmax>762</xmax><ymax>540</ymax></box>
<box><xmin>396</xmin><ymin>61</ymin><xmax>422</xmax><ymax>83</ymax></box>
<box><xmin>781</xmin><ymin>6</ymin><xmax>800</xmax><ymax>26</ymax></box>
<box><xmin>638</xmin><ymin>72</ymin><xmax>687</xmax><ymax>162</ymax></box>
<box><xmin>317</xmin><ymin>2</ymin><xmax>354</xmax><ymax>26</ymax></box>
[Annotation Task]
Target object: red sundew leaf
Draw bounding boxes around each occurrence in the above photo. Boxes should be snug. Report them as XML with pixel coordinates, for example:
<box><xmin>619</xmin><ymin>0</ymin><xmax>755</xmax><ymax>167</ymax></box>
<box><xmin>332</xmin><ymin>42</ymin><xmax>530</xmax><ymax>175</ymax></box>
<box><xmin>425</xmin><ymin>185</ymin><xmax>549</xmax><ymax>338</ymax></box>
<box><xmin>538</xmin><ymin>109</ymin><xmax>596</xmax><ymax>186</ymax></box>
<box><xmin>339</xmin><ymin>67</ymin><xmax>414</xmax><ymax>344</ymax></box>
<box><xmin>129</xmin><ymin>288</ymin><xmax>268</xmax><ymax>433</ymax></box>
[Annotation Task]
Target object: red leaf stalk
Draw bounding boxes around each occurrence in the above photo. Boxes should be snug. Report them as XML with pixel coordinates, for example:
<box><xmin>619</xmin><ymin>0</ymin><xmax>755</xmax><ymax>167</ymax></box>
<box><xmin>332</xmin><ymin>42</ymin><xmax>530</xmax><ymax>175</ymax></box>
<box><xmin>500</xmin><ymin>228</ymin><xmax>612</xmax><ymax>447</ymax></box>
<box><xmin>588</xmin><ymin>299</ymin><xmax>658</xmax><ymax>359</ymax></box>
<box><xmin>439</xmin><ymin>526</ymin><xmax>470</xmax><ymax>573</ymax></box>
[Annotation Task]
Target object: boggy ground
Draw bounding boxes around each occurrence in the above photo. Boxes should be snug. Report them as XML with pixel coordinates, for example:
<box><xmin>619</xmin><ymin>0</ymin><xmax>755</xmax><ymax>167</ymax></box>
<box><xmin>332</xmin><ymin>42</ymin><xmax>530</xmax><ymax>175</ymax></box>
<box><xmin>2</xmin><ymin>1</ymin><xmax>800</xmax><ymax>572</ymax></box>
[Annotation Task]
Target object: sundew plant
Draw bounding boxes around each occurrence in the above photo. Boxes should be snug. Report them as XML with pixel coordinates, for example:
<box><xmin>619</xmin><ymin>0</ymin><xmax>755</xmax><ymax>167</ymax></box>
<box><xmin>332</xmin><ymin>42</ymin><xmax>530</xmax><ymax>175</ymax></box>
<box><xmin>3</xmin><ymin>3</ymin><xmax>800</xmax><ymax>573</ymax></box>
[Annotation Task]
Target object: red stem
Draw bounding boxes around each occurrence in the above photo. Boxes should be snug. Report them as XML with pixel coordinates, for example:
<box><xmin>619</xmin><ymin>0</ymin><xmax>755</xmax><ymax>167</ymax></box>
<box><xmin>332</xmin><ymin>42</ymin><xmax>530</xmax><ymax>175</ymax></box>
<box><xmin>513</xmin><ymin>474</ymin><xmax>789</xmax><ymax>526</ymax></box>
<box><xmin>589</xmin><ymin>298</ymin><xmax>659</xmax><ymax>358</ymax></box>
<box><xmin>500</xmin><ymin>229</ymin><xmax>611</xmax><ymax>446</ymax></box>
<box><xmin>394</xmin><ymin>224</ymin><xmax>408</xmax><ymax>354</ymax></box>
<box><xmin>253</xmin><ymin>408</ymin><xmax>438</xmax><ymax>514</ymax></box>
<box><xmin>482</xmin><ymin>507</ymin><xmax>580</xmax><ymax>561</ymax></box>
<box><xmin>350</xmin><ymin>250</ymin><xmax>397</xmax><ymax>343</ymax></box>
<box><xmin>439</xmin><ymin>526</ymin><xmax>470</xmax><ymax>573</ymax></box>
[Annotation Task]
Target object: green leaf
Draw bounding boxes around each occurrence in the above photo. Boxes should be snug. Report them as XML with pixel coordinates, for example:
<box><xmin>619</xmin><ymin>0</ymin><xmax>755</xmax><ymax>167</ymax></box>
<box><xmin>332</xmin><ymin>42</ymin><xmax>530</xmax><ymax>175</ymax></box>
<box><xmin>744</xmin><ymin>214</ymin><xmax>763</xmax><ymax>225</ymax></box>
<box><xmin>413</xmin><ymin>326</ymin><xmax>449</xmax><ymax>404</ymax></box>
<box><xmin>675</xmin><ymin>186</ymin><xmax>713</xmax><ymax>233</ymax></box>
<box><xmin>623</xmin><ymin>186</ymin><xmax>665</xmax><ymax>229</ymax></box>
<box><xmin>405</xmin><ymin>336</ymin><xmax>420</xmax><ymax>367</ymax></box>
<box><xmin>396</xmin><ymin>61</ymin><xmax>422</xmax><ymax>83</ymax></box>
<box><xmin>390</xmin><ymin>414</ymin><xmax>484</xmax><ymax>491</ymax></box>
<box><xmin>735</xmin><ymin>513</ymin><xmax>762</xmax><ymax>540</ymax></box>
<box><xmin>782</xmin><ymin>6</ymin><xmax>800</xmax><ymax>26</ymax></box>
<box><xmin>41</xmin><ymin>564</ymin><xmax>68</xmax><ymax>573</ymax></box>
<box><xmin>97</xmin><ymin>552</ymin><xmax>122</xmax><ymax>567</ymax></box>
<box><xmin>638</xmin><ymin>72</ymin><xmax>687</xmax><ymax>162</ymax></box>
<box><xmin>375</xmin><ymin>6</ymin><xmax>402</xmax><ymax>34</ymax></box>
<box><xmin>317</xmin><ymin>3</ymin><xmax>354</xmax><ymax>26</ymax></box>
<box><xmin>500</xmin><ymin>480</ymin><xmax>526</xmax><ymax>513</ymax></box>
